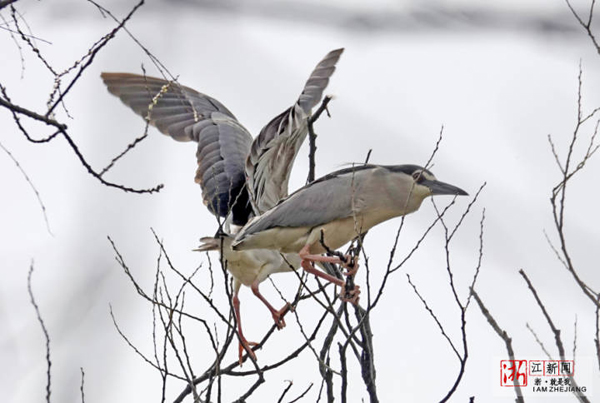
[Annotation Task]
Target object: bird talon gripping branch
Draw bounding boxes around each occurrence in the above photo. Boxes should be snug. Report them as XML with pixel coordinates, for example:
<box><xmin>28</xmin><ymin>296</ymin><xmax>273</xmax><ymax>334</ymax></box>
<box><xmin>343</xmin><ymin>256</ymin><xmax>359</xmax><ymax>277</ymax></box>
<box><xmin>239</xmin><ymin>340</ymin><xmax>258</xmax><ymax>365</ymax></box>
<box><xmin>272</xmin><ymin>303</ymin><xmax>292</xmax><ymax>330</ymax></box>
<box><xmin>341</xmin><ymin>284</ymin><xmax>361</xmax><ymax>305</ymax></box>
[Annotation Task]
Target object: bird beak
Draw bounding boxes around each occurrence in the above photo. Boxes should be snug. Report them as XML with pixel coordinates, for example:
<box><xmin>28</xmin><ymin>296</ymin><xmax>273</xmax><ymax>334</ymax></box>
<box><xmin>423</xmin><ymin>179</ymin><xmax>468</xmax><ymax>196</ymax></box>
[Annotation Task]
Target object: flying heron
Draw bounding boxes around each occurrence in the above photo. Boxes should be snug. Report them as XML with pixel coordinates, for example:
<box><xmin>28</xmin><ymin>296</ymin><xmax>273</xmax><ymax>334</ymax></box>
<box><xmin>101</xmin><ymin>48</ymin><xmax>344</xmax><ymax>364</ymax></box>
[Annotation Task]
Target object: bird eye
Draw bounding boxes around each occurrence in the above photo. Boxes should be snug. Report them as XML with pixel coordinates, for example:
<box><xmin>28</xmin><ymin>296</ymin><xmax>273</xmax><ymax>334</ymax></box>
<box><xmin>412</xmin><ymin>171</ymin><xmax>423</xmax><ymax>182</ymax></box>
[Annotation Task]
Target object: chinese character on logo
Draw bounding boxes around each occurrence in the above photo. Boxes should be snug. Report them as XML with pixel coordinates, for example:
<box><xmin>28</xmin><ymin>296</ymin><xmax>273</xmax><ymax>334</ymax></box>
<box><xmin>559</xmin><ymin>360</ymin><xmax>574</xmax><ymax>376</ymax></box>
<box><xmin>529</xmin><ymin>360</ymin><xmax>543</xmax><ymax>376</ymax></box>
<box><xmin>546</xmin><ymin>361</ymin><xmax>559</xmax><ymax>376</ymax></box>
<box><xmin>501</xmin><ymin>360</ymin><xmax>527</xmax><ymax>387</ymax></box>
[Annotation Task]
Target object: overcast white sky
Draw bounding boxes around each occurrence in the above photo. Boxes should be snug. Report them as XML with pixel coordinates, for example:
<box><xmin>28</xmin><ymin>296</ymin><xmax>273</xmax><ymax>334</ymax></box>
<box><xmin>1</xmin><ymin>0</ymin><xmax>599</xmax><ymax>402</ymax></box>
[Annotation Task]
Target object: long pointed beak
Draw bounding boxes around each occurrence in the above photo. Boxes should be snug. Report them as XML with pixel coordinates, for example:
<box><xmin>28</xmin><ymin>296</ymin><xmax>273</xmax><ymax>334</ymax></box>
<box><xmin>423</xmin><ymin>179</ymin><xmax>468</xmax><ymax>196</ymax></box>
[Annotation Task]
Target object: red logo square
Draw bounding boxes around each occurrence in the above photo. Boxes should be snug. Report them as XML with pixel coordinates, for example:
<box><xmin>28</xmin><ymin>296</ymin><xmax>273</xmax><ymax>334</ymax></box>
<box><xmin>501</xmin><ymin>360</ymin><xmax>528</xmax><ymax>387</ymax></box>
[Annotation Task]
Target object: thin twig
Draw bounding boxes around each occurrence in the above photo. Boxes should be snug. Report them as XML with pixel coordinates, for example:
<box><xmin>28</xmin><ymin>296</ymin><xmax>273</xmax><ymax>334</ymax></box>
<box><xmin>99</xmin><ymin>129</ymin><xmax>149</xmax><ymax>177</ymax></box>
<box><xmin>79</xmin><ymin>368</ymin><xmax>86</xmax><ymax>403</ymax></box>
<box><xmin>307</xmin><ymin>95</ymin><xmax>332</xmax><ymax>183</ymax></box>
<box><xmin>526</xmin><ymin>323</ymin><xmax>553</xmax><ymax>359</ymax></box>
<box><xmin>27</xmin><ymin>263</ymin><xmax>52</xmax><ymax>403</ymax></box>
<box><xmin>45</xmin><ymin>0</ymin><xmax>146</xmax><ymax>116</ymax></box>
<box><xmin>519</xmin><ymin>269</ymin><xmax>565</xmax><ymax>359</ymax></box>
<box><xmin>565</xmin><ymin>0</ymin><xmax>600</xmax><ymax>55</ymax></box>
<box><xmin>287</xmin><ymin>382</ymin><xmax>314</xmax><ymax>403</ymax></box>
<box><xmin>0</xmin><ymin>140</ymin><xmax>52</xmax><ymax>235</ymax></box>
<box><xmin>338</xmin><ymin>343</ymin><xmax>348</xmax><ymax>403</ymax></box>
<box><xmin>277</xmin><ymin>381</ymin><xmax>294</xmax><ymax>403</ymax></box>
<box><xmin>595</xmin><ymin>298</ymin><xmax>600</xmax><ymax>371</ymax></box>
<box><xmin>471</xmin><ymin>289</ymin><xmax>524</xmax><ymax>403</ymax></box>
<box><xmin>519</xmin><ymin>269</ymin><xmax>591</xmax><ymax>403</ymax></box>
<box><xmin>407</xmin><ymin>274</ymin><xmax>461</xmax><ymax>359</ymax></box>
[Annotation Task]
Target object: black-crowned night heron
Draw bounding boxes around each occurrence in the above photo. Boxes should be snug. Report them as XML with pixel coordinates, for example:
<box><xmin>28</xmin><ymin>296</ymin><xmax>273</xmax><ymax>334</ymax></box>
<box><xmin>101</xmin><ymin>48</ymin><xmax>343</xmax><ymax>364</ymax></box>
<box><xmin>232</xmin><ymin>164</ymin><xmax>468</xmax><ymax>301</ymax></box>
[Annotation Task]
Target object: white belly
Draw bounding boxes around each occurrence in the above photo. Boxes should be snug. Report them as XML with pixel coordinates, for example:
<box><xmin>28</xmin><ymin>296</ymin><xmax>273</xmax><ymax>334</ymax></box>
<box><xmin>256</xmin><ymin>215</ymin><xmax>378</xmax><ymax>254</ymax></box>
<box><xmin>223</xmin><ymin>246</ymin><xmax>300</xmax><ymax>286</ymax></box>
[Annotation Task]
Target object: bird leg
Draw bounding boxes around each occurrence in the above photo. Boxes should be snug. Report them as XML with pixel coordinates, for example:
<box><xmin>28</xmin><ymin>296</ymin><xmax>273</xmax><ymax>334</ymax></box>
<box><xmin>298</xmin><ymin>244</ymin><xmax>361</xmax><ymax>304</ymax></box>
<box><xmin>299</xmin><ymin>244</ymin><xmax>359</xmax><ymax>276</ymax></box>
<box><xmin>232</xmin><ymin>292</ymin><xmax>258</xmax><ymax>365</ymax></box>
<box><xmin>251</xmin><ymin>280</ymin><xmax>293</xmax><ymax>330</ymax></box>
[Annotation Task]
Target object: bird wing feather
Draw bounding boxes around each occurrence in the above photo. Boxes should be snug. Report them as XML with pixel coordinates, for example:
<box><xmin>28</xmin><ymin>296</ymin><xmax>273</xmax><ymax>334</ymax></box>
<box><xmin>101</xmin><ymin>72</ymin><xmax>253</xmax><ymax>225</ymax></box>
<box><xmin>237</xmin><ymin>166</ymin><xmax>376</xmax><ymax>241</ymax></box>
<box><xmin>244</xmin><ymin>48</ymin><xmax>344</xmax><ymax>214</ymax></box>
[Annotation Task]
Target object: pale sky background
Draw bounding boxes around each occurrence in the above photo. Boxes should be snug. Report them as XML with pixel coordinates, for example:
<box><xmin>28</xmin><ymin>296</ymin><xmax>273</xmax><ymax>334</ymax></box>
<box><xmin>1</xmin><ymin>0</ymin><xmax>600</xmax><ymax>402</ymax></box>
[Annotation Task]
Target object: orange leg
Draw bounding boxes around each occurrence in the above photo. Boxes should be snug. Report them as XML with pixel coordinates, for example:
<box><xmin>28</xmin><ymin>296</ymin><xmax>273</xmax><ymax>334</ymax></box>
<box><xmin>232</xmin><ymin>292</ymin><xmax>258</xmax><ymax>365</ymax></box>
<box><xmin>299</xmin><ymin>245</ymin><xmax>361</xmax><ymax>304</ymax></box>
<box><xmin>251</xmin><ymin>280</ymin><xmax>292</xmax><ymax>330</ymax></box>
<box><xmin>299</xmin><ymin>245</ymin><xmax>359</xmax><ymax>275</ymax></box>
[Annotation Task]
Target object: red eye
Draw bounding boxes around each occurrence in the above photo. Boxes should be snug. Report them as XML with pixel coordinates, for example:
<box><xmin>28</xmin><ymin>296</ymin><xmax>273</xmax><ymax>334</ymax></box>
<box><xmin>412</xmin><ymin>171</ymin><xmax>423</xmax><ymax>181</ymax></box>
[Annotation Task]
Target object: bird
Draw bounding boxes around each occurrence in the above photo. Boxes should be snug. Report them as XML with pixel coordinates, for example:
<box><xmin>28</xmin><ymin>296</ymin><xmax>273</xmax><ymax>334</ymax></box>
<box><xmin>101</xmin><ymin>48</ymin><xmax>344</xmax><ymax>364</ymax></box>
<box><xmin>232</xmin><ymin>164</ymin><xmax>468</xmax><ymax>301</ymax></box>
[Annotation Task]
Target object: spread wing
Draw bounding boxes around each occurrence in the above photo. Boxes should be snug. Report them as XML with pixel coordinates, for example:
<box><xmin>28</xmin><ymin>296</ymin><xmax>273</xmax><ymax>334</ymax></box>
<box><xmin>244</xmin><ymin>48</ymin><xmax>344</xmax><ymax>214</ymax></box>
<box><xmin>101</xmin><ymin>73</ymin><xmax>253</xmax><ymax>225</ymax></box>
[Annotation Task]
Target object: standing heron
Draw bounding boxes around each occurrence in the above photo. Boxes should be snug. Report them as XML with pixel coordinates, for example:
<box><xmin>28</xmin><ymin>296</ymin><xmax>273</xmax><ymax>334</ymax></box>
<box><xmin>101</xmin><ymin>48</ymin><xmax>343</xmax><ymax>363</ymax></box>
<box><xmin>232</xmin><ymin>164</ymin><xmax>468</xmax><ymax>301</ymax></box>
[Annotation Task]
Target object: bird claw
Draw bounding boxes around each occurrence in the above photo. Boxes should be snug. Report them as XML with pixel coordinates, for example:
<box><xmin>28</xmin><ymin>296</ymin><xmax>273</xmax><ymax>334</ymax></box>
<box><xmin>340</xmin><ymin>284</ymin><xmax>360</xmax><ymax>305</ymax></box>
<box><xmin>238</xmin><ymin>339</ymin><xmax>258</xmax><ymax>365</ymax></box>
<box><xmin>272</xmin><ymin>302</ymin><xmax>293</xmax><ymax>330</ymax></box>
<box><xmin>340</xmin><ymin>254</ymin><xmax>359</xmax><ymax>277</ymax></box>
<box><xmin>339</xmin><ymin>253</ymin><xmax>352</xmax><ymax>267</ymax></box>
<box><xmin>343</xmin><ymin>262</ymin><xmax>359</xmax><ymax>277</ymax></box>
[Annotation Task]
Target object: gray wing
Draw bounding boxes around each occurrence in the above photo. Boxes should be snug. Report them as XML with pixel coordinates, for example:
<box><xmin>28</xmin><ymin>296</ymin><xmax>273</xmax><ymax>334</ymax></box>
<box><xmin>101</xmin><ymin>73</ymin><xmax>253</xmax><ymax>225</ymax></box>
<box><xmin>239</xmin><ymin>167</ymin><xmax>369</xmax><ymax>238</ymax></box>
<box><xmin>244</xmin><ymin>48</ymin><xmax>344</xmax><ymax>214</ymax></box>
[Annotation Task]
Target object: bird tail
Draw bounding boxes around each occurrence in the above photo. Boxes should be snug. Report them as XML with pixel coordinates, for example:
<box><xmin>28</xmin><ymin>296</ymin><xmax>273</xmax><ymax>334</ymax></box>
<box><xmin>194</xmin><ymin>234</ymin><xmax>234</xmax><ymax>252</ymax></box>
<box><xmin>193</xmin><ymin>237</ymin><xmax>221</xmax><ymax>252</ymax></box>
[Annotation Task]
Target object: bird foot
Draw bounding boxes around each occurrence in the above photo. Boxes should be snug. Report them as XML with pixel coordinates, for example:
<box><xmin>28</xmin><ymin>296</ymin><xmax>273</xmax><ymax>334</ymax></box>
<box><xmin>340</xmin><ymin>284</ymin><xmax>360</xmax><ymax>305</ymax></box>
<box><xmin>272</xmin><ymin>303</ymin><xmax>294</xmax><ymax>330</ymax></box>
<box><xmin>238</xmin><ymin>339</ymin><xmax>258</xmax><ymax>365</ymax></box>
<box><xmin>338</xmin><ymin>254</ymin><xmax>359</xmax><ymax>276</ymax></box>
<box><xmin>343</xmin><ymin>261</ymin><xmax>359</xmax><ymax>277</ymax></box>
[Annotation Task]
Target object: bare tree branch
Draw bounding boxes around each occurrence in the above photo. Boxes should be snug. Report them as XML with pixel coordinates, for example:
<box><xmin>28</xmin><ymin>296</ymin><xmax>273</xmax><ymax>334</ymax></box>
<box><xmin>547</xmin><ymin>64</ymin><xmax>600</xmax><ymax>306</ymax></box>
<box><xmin>595</xmin><ymin>298</ymin><xmax>600</xmax><ymax>371</ymax></box>
<box><xmin>288</xmin><ymin>382</ymin><xmax>314</xmax><ymax>403</ymax></box>
<box><xmin>0</xmin><ymin>140</ymin><xmax>52</xmax><ymax>234</ymax></box>
<box><xmin>27</xmin><ymin>263</ymin><xmax>52</xmax><ymax>403</ymax></box>
<box><xmin>526</xmin><ymin>323</ymin><xmax>553</xmax><ymax>360</ymax></box>
<box><xmin>79</xmin><ymin>368</ymin><xmax>86</xmax><ymax>403</ymax></box>
<box><xmin>46</xmin><ymin>0</ymin><xmax>146</xmax><ymax>116</ymax></box>
<box><xmin>471</xmin><ymin>289</ymin><xmax>524</xmax><ymax>403</ymax></box>
<box><xmin>519</xmin><ymin>269</ymin><xmax>591</xmax><ymax>403</ymax></box>
<box><xmin>566</xmin><ymin>0</ymin><xmax>600</xmax><ymax>55</ymax></box>
<box><xmin>1</xmin><ymin>0</ymin><xmax>163</xmax><ymax>194</ymax></box>
<box><xmin>307</xmin><ymin>95</ymin><xmax>333</xmax><ymax>184</ymax></box>
<box><xmin>277</xmin><ymin>380</ymin><xmax>294</xmax><ymax>403</ymax></box>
